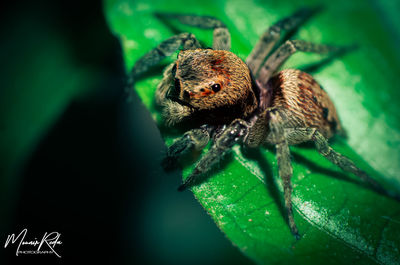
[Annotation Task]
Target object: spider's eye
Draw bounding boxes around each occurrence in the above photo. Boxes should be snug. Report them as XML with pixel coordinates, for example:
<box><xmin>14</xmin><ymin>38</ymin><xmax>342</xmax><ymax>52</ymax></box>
<box><xmin>174</xmin><ymin>78</ymin><xmax>181</xmax><ymax>94</ymax></box>
<box><xmin>211</xmin><ymin>84</ymin><xmax>221</xmax><ymax>93</ymax></box>
<box><xmin>183</xmin><ymin>90</ymin><xmax>190</xmax><ymax>100</ymax></box>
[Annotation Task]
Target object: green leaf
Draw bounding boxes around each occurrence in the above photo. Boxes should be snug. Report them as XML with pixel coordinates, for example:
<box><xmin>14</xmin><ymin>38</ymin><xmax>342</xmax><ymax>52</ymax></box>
<box><xmin>105</xmin><ymin>0</ymin><xmax>400</xmax><ymax>264</ymax></box>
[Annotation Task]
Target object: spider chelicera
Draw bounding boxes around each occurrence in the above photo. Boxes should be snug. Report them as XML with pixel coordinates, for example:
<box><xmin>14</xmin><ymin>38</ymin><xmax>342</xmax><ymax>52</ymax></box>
<box><xmin>127</xmin><ymin>7</ymin><xmax>398</xmax><ymax>239</ymax></box>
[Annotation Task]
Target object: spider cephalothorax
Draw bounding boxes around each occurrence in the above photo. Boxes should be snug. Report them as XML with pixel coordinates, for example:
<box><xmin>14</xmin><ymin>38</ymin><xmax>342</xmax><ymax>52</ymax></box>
<box><xmin>159</xmin><ymin>48</ymin><xmax>256</xmax><ymax>126</ymax></box>
<box><xmin>128</xmin><ymin>8</ymin><xmax>399</xmax><ymax>239</ymax></box>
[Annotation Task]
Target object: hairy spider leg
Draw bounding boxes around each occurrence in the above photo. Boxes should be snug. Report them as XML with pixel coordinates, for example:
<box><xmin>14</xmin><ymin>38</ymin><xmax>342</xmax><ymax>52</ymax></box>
<box><xmin>162</xmin><ymin>125</ymin><xmax>213</xmax><ymax>170</ymax></box>
<box><xmin>309</xmin><ymin>130</ymin><xmax>400</xmax><ymax>201</ymax></box>
<box><xmin>246</xmin><ymin>7</ymin><xmax>321</xmax><ymax>75</ymax></box>
<box><xmin>126</xmin><ymin>32</ymin><xmax>201</xmax><ymax>101</ymax></box>
<box><xmin>266</xmin><ymin>113</ymin><xmax>400</xmax><ymax>238</ymax></box>
<box><xmin>268</xmin><ymin>109</ymin><xmax>300</xmax><ymax>239</ymax></box>
<box><xmin>155</xmin><ymin>13</ymin><xmax>231</xmax><ymax>50</ymax></box>
<box><xmin>178</xmin><ymin>119</ymin><xmax>248</xmax><ymax>191</ymax></box>
<box><xmin>283</xmin><ymin>127</ymin><xmax>400</xmax><ymax>201</ymax></box>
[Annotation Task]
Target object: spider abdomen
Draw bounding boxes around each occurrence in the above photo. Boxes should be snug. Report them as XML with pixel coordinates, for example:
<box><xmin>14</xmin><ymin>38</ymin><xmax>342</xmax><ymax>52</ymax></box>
<box><xmin>268</xmin><ymin>69</ymin><xmax>342</xmax><ymax>138</ymax></box>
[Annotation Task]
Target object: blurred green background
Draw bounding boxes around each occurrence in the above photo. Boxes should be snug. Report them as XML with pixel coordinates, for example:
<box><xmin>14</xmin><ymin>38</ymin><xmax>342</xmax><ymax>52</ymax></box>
<box><xmin>1</xmin><ymin>0</ymin><xmax>400</xmax><ymax>264</ymax></box>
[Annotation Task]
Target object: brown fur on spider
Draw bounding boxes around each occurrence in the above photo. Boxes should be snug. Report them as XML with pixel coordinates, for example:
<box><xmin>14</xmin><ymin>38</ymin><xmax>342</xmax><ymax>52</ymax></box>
<box><xmin>127</xmin><ymin>7</ymin><xmax>399</xmax><ymax>239</ymax></box>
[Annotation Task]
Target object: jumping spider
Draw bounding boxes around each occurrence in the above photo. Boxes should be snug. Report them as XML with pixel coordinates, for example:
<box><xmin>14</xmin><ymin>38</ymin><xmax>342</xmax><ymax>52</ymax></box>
<box><xmin>127</xmin><ymin>8</ymin><xmax>398</xmax><ymax>239</ymax></box>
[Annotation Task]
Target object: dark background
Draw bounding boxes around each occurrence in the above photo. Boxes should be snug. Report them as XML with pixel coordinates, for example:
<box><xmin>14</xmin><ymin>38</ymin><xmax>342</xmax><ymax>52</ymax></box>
<box><xmin>0</xmin><ymin>1</ymin><xmax>252</xmax><ymax>264</ymax></box>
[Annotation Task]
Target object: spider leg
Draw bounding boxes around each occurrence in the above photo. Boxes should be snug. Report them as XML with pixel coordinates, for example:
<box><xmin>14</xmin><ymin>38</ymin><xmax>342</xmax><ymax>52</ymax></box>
<box><xmin>246</xmin><ymin>7</ymin><xmax>321</xmax><ymax>75</ymax></box>
<box><xmin>311</xmin><ymin>130</ymin><xmax>400</xmax><ymax>201</ymax></box>
<box><xmin>162</xmin><ymin>125</ymin><xmax>213</xmax><ymax>170</ymax></box>
<box><xmin>178</xmin><ymin>119</ymin><xmax>248</xmax><ymax>191</ymax></box>
<box><xmin>126</xmin><ymin>32</ymin><xmax>201</xmax><ymax>101</ymax></box>
<box><xmin>155</xmin><ymin>13</ymin><xmax>231</xmax><ymax>51</ymax></box>
<box><xmin>282</xmin><ymin>127</ymin><xmax>400</xmax><ymax>201</ymax></box>
<box><xmin>257</xmin><ymin>40</ymin><xmax>344</xmax><ymax>87</ymax></box>
<box><xmin>268</xmin><ymin>110</ymin><xmax>300</xmax><ymax>239</ymax></box>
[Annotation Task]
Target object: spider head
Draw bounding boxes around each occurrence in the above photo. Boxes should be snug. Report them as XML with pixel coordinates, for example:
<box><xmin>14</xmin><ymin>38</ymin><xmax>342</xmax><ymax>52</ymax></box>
<box><xmin>168</xmin><ymin>48</ymin><xmax>257</xmax><ymax>125</ymax></box>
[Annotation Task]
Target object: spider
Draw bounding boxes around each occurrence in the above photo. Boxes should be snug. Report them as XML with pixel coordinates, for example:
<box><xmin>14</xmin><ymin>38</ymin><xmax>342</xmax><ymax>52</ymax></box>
<box><xmin>127</xmin><ymin>7</ymin><xmax>398</xmax><ymax>239</ymax></box>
